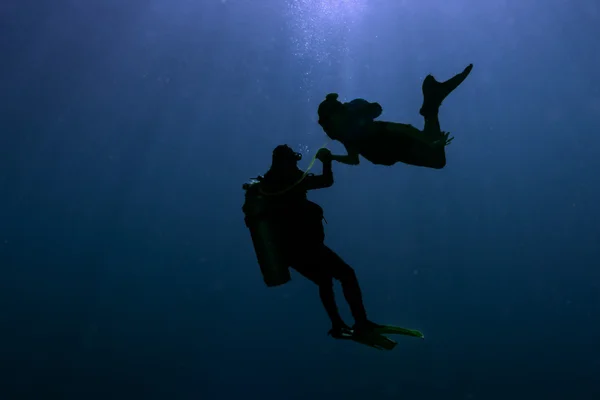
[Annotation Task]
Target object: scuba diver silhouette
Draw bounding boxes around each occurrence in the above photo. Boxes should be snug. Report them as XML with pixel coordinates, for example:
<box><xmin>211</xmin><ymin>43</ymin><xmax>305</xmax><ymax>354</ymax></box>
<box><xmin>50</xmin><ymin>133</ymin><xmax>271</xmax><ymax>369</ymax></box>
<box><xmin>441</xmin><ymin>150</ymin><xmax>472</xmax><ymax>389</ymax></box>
<box><xmin>243</xmin><ymin>145</ymin><xmax>376</xmax><ymax>338</ymax></box>
<box><xmin>242</xmin><ymin>145</ymin><xmax>424</xmax><ymax>349</ymax></box>
<box><xmin>317</xmin><ymin>63</ymin><xmax>473</xmax><ymax>169</ymax></box>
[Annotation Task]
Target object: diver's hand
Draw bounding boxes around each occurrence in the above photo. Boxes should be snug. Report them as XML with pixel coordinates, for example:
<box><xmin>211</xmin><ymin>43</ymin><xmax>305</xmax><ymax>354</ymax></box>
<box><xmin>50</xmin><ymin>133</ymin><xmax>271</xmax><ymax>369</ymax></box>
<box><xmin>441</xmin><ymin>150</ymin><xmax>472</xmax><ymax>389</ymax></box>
<box><xmin>315</xmin><ymin>148</ymin><xmax>332</xmax><ymax>162</ymax></box>
<box><xmin>432</xmin><ymin>132</ymin><xmax>454</xmax><ymax>147</ymax></box>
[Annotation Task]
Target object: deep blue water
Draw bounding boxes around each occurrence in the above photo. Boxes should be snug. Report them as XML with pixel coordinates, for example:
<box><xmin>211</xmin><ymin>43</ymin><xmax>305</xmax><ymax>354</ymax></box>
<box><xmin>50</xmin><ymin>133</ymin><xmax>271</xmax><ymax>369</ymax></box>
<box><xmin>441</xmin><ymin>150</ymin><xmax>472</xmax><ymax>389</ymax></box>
<box><xmin>1</xmin><ymin>1</ymin><xmax>599</xmax><ymax>399</ymax></box>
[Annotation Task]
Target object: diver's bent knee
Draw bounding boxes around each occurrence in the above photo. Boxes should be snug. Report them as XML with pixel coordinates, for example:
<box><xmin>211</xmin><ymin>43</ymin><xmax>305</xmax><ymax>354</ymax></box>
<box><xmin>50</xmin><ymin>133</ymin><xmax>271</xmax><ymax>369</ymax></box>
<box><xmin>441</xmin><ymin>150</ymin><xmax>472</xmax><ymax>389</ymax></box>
<box><xmin>431</xmin><ymin>158</ymin><xmax>446</xmax><ymax>169</ymax></box>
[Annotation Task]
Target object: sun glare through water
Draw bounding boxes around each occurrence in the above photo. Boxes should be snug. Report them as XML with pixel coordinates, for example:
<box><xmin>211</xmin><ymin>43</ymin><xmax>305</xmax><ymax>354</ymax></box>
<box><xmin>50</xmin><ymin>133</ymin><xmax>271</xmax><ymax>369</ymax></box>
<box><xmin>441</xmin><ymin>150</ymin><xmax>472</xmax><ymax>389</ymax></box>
<box><xmin>286</xmin><ymin>0</ymin><xmax>367</xmax><ymax>62</ymax></box>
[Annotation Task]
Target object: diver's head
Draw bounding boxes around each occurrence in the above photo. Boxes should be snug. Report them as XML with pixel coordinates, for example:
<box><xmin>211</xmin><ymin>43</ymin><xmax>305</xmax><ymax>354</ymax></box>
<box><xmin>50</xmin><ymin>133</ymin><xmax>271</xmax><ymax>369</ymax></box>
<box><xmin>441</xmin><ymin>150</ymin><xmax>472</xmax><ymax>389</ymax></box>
<box><xmin>271</xmin><ymin>144</ymin><xmax>302</xmax><ymax>170</ymax></box>
<box><xmin>318</xmin><ymin>93</ymin><xmax>345</xmax><ymax>138</ymax></box>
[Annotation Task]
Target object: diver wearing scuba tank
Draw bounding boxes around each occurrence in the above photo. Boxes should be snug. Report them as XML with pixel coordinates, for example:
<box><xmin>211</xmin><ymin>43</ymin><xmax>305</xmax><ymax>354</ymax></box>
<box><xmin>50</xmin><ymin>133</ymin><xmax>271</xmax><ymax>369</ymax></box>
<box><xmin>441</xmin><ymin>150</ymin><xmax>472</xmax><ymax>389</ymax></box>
<box><xmin>242</xmin><ymin>144</ymin><xmax>380</xmax><ymax>337</ymax></box>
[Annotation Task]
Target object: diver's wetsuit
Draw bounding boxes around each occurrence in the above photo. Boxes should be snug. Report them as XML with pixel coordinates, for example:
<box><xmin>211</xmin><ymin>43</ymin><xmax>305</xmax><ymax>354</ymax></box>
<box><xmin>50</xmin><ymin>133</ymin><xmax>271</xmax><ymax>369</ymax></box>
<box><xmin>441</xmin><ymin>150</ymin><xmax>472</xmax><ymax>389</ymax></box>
<box><xmin>318</xmin><ymin>64</ymin><xmax>473</xmax><ymax>169</ymax></box>
<box><xmin>357</xmin><ymin>120</ymin><xmax>447</xmax><ymax>168</ymax></box>
<box><xmin>287</xmin><ymin>240</ymin><xmax>367</xmax><ymax>329</ymax></box>
<box><xmin>259</xmin><ymin>160</ymin><xmax>368</xmax><ymax>330</ymax></box>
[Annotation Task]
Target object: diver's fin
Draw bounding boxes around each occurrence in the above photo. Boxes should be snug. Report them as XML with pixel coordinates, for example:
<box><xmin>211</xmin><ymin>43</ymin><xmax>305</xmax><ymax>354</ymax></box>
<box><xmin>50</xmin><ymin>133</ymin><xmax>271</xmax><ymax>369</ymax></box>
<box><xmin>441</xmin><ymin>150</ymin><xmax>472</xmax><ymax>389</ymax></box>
<box><xmin>372</xmin><ymin>324</ymin><xmax>425</xmax><ymax>339</ymax></box>
<box><xmin>420</xmin><ymin>64</ymin><xmax>473</xmax><ymax>118</ymax></box>
<box><xmin>333</xmin><ymin>330</ymin><xmax>397</xmax><ymax>351</ymax></box>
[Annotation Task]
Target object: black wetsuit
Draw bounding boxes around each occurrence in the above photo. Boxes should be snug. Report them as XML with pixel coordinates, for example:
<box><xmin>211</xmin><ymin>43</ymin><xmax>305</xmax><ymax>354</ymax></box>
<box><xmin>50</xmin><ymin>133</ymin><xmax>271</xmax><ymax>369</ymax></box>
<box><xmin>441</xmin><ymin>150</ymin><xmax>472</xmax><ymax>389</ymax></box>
<box><xmin>333</xmin><ymin>99</ymin><xmax>447</xmax><ymax>169</ymax></box>
<box><xmin>259</xmin><ymin>162</ymin><xmax>368</xmax><ymax>328</ymax></box>
<box><xmin>319</xmin><ymin>64</ymin><xmax>473</xmax><ymax>169</ymax></box>
<box><xmin>355</xmin><ymin>118</ymin><xmax>447</xmax><ymax>169</ymax></box>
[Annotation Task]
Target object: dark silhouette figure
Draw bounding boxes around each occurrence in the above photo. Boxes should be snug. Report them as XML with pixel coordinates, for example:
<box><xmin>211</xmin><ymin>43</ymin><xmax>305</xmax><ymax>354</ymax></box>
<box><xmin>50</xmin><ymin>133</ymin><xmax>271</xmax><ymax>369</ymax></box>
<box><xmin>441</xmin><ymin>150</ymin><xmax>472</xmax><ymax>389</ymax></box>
<box><xmin>317</xmin><ymin>64</ymin><xmax>473</xmax><ymax>169</ymax></box>
<box><xmin>243</xmin><ymin>145</ymin><xmax>380</xmax><ymax>337</ymax></box>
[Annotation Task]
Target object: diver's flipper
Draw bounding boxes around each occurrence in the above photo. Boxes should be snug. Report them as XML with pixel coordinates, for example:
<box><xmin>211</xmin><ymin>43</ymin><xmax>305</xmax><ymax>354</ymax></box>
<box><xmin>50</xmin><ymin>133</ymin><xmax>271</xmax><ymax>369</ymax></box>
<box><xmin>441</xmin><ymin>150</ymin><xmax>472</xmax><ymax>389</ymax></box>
<box><xmin>372</xmin><ymin>324</ymin><xmax>425</xmax><ymax>339</ymax></box>
<box><xmin>420</xmin><ymin>64</ymin><xmax>473</xmax><ymax>118</ymax></box>
<box><xmin>333</xmin><ymin>330</ymin><xmax>397</xmax><ymax>351</ymax></box>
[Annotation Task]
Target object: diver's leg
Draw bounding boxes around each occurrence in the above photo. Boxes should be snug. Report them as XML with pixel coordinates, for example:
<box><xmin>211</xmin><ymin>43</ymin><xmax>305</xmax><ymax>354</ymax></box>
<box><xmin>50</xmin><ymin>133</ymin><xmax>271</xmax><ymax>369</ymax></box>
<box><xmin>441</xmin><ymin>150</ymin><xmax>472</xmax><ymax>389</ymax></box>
<box><xmin>319</xmin><ymin>245</ymin><xmax>393</xmax><ymax>333</ymax></box>
<box><xmin>370</xmin><ymin>122</ymin><xmax>446</xmax><ymax>169</ymax></box>
<box><xmin>423</xmin><ymin>114</ymin><xmax>441</xmax><ymax>135</ymax></box>
<box><xmin>318</xmin><ymin>245</ymin><xmax>369</xmax><ymax>325</ymax></box>
<box><xmin>318</xmin><ymin>280</ymin><xmax>350</xmax><ymax>336</ymax></box>
<box><xmin>422</xmin><ymin>145</ymin><xmax>447</xmax><ymax>169</ymax></box>
<box><xmin>290</xmin><ymin>256</ymin><xmax>349</xmax><ymax>336</ymax></box>
<box><xmin>421</xmin><ymin>114</ymin><xmax>444</xmax><ymax>148</ymax></box>
<box><xmin>419</xmin><ymin>63</ymin><xmax>473</xmax><ymax>119</ymax></box>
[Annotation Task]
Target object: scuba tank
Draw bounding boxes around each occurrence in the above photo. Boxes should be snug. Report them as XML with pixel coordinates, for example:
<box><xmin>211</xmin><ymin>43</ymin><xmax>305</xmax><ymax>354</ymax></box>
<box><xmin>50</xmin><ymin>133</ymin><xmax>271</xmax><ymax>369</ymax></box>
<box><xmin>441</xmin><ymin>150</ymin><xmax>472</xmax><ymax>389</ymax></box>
<box><xmin>242</xmin><ymin>178</ymin><xmax>291</xmax><ymax>287</ymax></box>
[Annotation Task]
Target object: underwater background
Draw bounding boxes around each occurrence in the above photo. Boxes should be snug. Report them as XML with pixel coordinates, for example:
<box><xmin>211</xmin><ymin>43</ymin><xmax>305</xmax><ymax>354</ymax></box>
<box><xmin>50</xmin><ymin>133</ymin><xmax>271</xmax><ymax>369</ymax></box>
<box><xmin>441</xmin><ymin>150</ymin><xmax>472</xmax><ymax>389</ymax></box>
<box><xmin>1</xmin><ymin>1</ymin><xmax>599</xmax><ymax>399</ymax></box>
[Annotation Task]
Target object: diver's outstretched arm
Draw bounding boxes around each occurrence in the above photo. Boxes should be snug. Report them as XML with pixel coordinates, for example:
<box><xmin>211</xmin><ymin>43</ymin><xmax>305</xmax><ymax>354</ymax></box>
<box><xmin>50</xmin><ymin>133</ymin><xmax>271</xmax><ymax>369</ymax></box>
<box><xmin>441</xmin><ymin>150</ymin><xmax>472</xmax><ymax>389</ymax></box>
<box><xmin>330</xmin><ymin>146</ymin><xmax>360</xmax><ymax>166</ymax></box>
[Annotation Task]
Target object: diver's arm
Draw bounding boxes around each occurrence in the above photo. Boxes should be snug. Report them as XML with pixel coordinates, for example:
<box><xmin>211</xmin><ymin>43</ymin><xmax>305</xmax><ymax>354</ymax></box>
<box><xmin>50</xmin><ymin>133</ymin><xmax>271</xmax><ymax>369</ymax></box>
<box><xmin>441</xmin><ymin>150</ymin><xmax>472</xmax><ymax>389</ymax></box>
<box><xmin>331</xmin><ymin>146</ymin><xmax>360</xmax><ymax>166</ymax></box>
<box><xmin>303</xmin><ymin>159</ymin><xmax>334</xmax><ymax>190</ymax></box>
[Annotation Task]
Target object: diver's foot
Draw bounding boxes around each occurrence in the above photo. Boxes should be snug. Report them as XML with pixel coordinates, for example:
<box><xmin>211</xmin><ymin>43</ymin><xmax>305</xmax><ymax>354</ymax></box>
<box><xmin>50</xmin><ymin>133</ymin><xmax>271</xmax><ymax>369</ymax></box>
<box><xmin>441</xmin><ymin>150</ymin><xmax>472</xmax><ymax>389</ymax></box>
<box><xmin>352</xmin><ymin>320</ymin><xmax>382</xmax><ymax>335</ymax></box>
<box><xmin>328</xmin><ymin>323</ymin><xmax>352</xmax><ymax>339</ymax></box>
<box><xmin>420</xmin><ymin>63</ymin><xmax>473</xmax><ymax>118</ymax></box>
